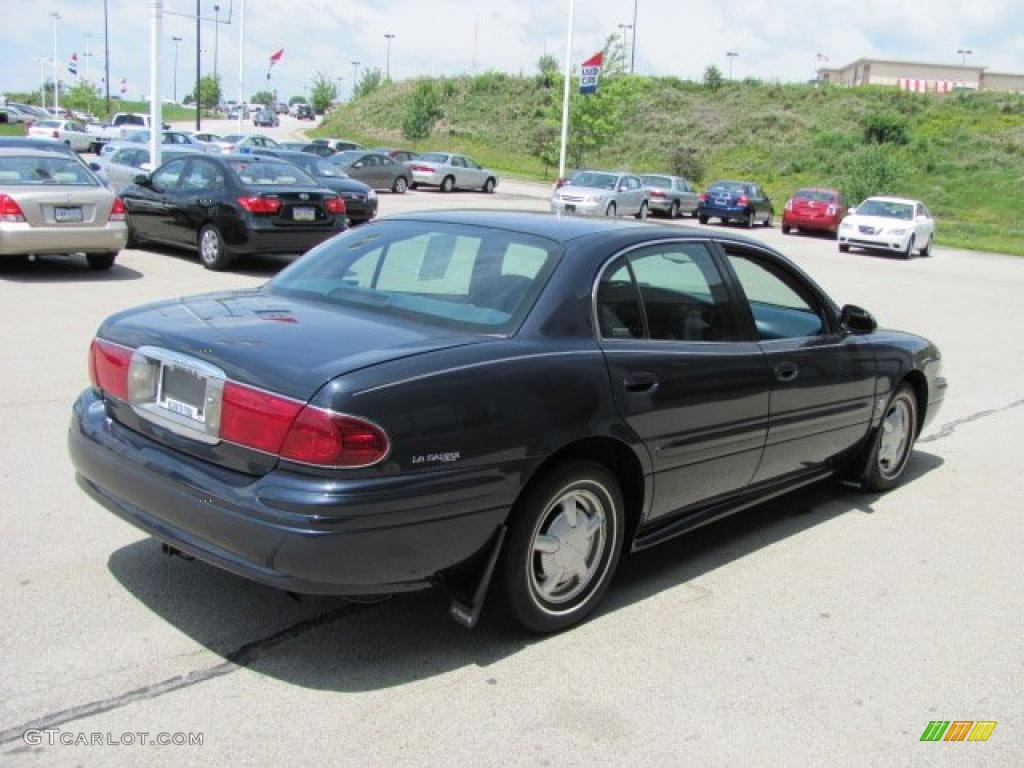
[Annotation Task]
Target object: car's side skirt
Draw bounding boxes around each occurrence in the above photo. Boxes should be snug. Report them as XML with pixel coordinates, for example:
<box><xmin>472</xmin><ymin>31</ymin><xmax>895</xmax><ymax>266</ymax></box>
<box><xmin>630</xmin><ymin>467</ymin><xmax>833</xmax><ymax>552</ymax></box>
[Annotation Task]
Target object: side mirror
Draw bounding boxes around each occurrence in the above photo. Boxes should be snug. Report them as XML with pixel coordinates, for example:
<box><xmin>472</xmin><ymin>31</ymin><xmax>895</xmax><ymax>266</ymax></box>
<box><xmin>840</xmin><ymin>304</ymin><xmax>877</xmax><ymax>334</ymax></box>
<box><xmin>848</xmin><ymin>207</ymin><xmax>857</xmax><ymax>215</ymax></box>
<box><xmin>619</xmin><ymin>185</ymin><xmax>628</xmax><ymax>192</ymax></box>
<box><xmin>88</xmin><ymin>162</ymin><xmax>101</xmax><ymax>172</ymax></box>
<box><xmin>133</xmin><ymin>173</ymin><xmax>150</xmax><ymax>186</ymax></box>
<box><xmin>353</xmin><ymin>161</ymin><xmax>364</xmax><ymax>168</ymax></box>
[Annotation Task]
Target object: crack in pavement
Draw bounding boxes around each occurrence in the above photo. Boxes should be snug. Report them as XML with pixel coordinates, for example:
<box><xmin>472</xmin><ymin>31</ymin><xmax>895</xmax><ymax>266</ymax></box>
<box><xmin>0</xmin><ymin>603</ymin><xmax>365</xmax><ymax>746</ymax></box>
<box><xmin>919</xmin><ymin>398</ymin><xmax>1024</xmax><ymax>443</ymax></box>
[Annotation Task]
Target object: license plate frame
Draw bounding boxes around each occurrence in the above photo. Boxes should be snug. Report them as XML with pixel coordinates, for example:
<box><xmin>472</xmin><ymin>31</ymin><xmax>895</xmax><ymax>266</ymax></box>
<box><xmin>293</xmin><ymin>206</ymin><xmax>316</xmax><ymax>222</ymax></box>
<box><xmin>157</xmin><ymin>364</ymin><xmax>208</xmax><ymax>425</ymax></box>
<box><xmin>54</xmin><ymin>206</ymin><xmax>83</xmax><ymax>223</ymax></box>
<box><xmin>564</xmin><ymin>204</ymin><xmax>576</xmax><ymax>213</ymax></box>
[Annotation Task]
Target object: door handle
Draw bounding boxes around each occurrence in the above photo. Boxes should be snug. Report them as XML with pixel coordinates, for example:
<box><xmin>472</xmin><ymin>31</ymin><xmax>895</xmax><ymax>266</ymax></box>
<box><xmin>774</xmin><ymin>361</ymin><xmax>799</xmax><ymax>383</ymax></box>
<box><xmin>623</xmin><ymin>372</ymin><xmax>658</xmax><ymax>393</ymax></box>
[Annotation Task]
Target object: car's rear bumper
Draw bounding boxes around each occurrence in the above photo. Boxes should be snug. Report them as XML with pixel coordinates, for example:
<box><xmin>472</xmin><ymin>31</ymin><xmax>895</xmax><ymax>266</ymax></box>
<box><xmin>698</xmin><ymin>204</ymin><xmax>747</xmax><ymax>220</ymax></box>
<box><xmin>69</xmin><ymin>389</ymin><xmax>511</xmax><ymax>595</ymax></box>
<box><xmin>783</xmin><ymin>213</ymin><xmax>839</xmax><ymax>232</ymax></box>
<box><xmin>0</xmin><ymin>222</ymin><xmax>127</xmax><ymax>255</ymax></box>
<box><xmin>229</xmin><ymin>220</ymin><xmax>348</xmax><ymax>255</ymax></box>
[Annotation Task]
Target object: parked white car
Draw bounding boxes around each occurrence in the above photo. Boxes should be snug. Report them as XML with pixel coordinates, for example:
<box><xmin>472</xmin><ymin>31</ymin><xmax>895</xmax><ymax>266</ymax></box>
<box><xmin>27</xmin><ymin>120</ymin><xmax>93</xmax><ymax>152</ymax></box>
<box><xmin>551</xmin><ymin>170</ymin><xmax>650</xmax><ymax>218</ymax></box>
<box><xmin>408</xmin><ymin>152</ymin><xmax>497</xmax><ymax>193</ymax></box>
<box><xmin>838</xmin><ymin>196</ymin><xmax>935</xmax><ymax>258</ymax></box>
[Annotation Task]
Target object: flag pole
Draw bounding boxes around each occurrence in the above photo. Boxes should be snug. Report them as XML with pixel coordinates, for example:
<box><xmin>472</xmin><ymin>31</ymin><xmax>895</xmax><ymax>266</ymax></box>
<box><xmin>149</xmin><ymin>0</ymin><xmax>163</xmax><ymax>170</ymax></box>
<box><xmin>237</xmin><ymin>0</ymin><xmax>245</xmax><ymax>134</ymax></box>
<box><xmin>557</xmin><ymin>0</ymin><xmax>575</xmax><ymax>180</ymax></box>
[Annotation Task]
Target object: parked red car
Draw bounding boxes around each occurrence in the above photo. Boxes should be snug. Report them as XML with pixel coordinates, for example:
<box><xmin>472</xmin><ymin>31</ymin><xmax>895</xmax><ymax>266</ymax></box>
<box><xmin>782</xmin><ymin>188</ymin><xmax>843</xmax><ymax>236</ymax></box>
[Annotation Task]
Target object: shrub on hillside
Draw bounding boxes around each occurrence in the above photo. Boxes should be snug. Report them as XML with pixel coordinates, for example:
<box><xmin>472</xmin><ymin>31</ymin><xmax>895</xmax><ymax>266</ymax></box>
<box><xmin>402</xmin><ymin>81</ymin><xmax>441</xmax><ymax>140</ymax></box>
<box><xmin>669</xmin><ymin>146</ymin><xmax>705</xmax><ymax>182</ymax></box>
<box><xmin>839</xmin><ymin>144</ymin><xmax>907</xmax><ymax>205</ymax></box>
<box><xmin>863</xmin><ymin>112</ymin><xmax>910</xmax><ymax>145</ymax></box>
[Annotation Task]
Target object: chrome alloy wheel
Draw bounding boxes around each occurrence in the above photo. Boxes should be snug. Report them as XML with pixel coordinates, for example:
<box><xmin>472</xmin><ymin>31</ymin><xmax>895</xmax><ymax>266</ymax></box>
<box><xmin>199</xmin><ymin>228</ymin><xmax>220</xmax><ymax>264</ymax></box>
<box><xmin>528</xmin><ymin>489</ymin><xmax>608</xmax><ymax>605</ymax></box>
<box><xmin>878</xmin><ymin>397</ymin><xmax>913</xmax><ymax>479</ymax></box>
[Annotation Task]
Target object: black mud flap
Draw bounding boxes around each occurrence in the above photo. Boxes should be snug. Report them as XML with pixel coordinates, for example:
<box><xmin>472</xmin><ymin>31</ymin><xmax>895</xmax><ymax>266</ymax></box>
<box><xmin>447</xmin><ymin>525</ymin><xmax>507</xmax><ymax>629</ymax></box>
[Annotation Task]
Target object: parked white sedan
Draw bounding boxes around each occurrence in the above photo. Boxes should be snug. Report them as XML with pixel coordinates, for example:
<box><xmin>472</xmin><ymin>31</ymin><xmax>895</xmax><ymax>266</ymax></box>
<box><xmin>838</xmin><ymin>196</ymin><xmax>935</xmax><ymax>258</ymax></box>
<box><xmin>27</xmin><ymin>120</ymin><xmax>93</xmax><ymax>152</ymax></box>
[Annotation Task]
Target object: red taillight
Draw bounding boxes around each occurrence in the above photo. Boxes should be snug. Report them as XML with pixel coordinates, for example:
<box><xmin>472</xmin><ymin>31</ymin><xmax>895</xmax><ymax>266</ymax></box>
<box><xmin>109</xmin><ymin>197</ymin><xmax>127</xmax><ymax>222</ymax></box>
<box><xmin>324</xmin><ymin>196</ymin><xmax>346</xmax><ymax>215</ymax></box>
<box><xmin>52</xmin><ymin>130</ymin><xmax>60</xmax><ymax>139</ymax></box>
<box><xmin>220</xmin><ymin>381</ymin><xmax>302</xmax><ymax>455</ymax></box>
<box><xmin>409</xmin><ymin>164</ymin><xmax>435</xmax><ymax>173</ymax></box>
<box><xmin>237</xmin><ymin>195</ymin><xmax>282</xmax><ymax>214</ymax></box>
<box><xmin>699</xmin><ymin>192</ymin><xmax>707</xmax><ymax>202</ymax></box>
<box><xmin>280</xmin><ymin>408</ymin><xmax>390</xmax><ymax>467</ymax></box>
<box><xmin>826</xmin><ymin>205</ymin><xmax>837</xmax><ymax>216</ymax></box>
<box><xmin>0</xmin><ymin>194</ymin><xmax>26</xmax><ymax>223</ymax></box>
<box><xmin>737</xmin><ymin>195</ymin><xmax>749</xmax><ymax>207</ymax></box>
<box><xmin>784</xmin><ymin>199</ymin><xmax>793</xmax><ymax>211</ymax></box>
<box><xmin>649</xmin><ymin>190</ymin><xmax>665</xmax><ymax>199</ymax></box>
<box><xmin>89</xmin><ymin>338</ymin><xmax>132</xmax><ymax>400</ymax></box>
<box><xmin>219</xmin><ymin>380</ymin><xmax>389</xmax><ymax>467</ymax></box>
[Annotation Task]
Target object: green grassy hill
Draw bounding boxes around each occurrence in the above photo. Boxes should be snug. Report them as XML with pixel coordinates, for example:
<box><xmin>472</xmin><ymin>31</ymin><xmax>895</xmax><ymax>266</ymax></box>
<box><xmin>314</xmin><ymin>75</ymin><xmax>1024</xmax><ymax>255</ymax></box>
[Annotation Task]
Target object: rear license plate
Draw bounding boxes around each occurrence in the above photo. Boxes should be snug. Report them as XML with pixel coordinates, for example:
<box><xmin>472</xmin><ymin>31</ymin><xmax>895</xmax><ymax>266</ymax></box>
<box><xmin>564</xmin><ymin>204</ymin><xmax>576</xmax><ymax>213</ymax></box>
<box><xmin>159</xmin><ymin>365</ymin><xmax>207</xmax><ymax>423</ymax></box>
<box><xmin>714</xmin><ymin>198</ymin><xmax>729</xmax><ymax>206</ymax></box>
<box><xmin>293</xmin><ymin>206</ymin><xmax>316</xmax><ymax>222</ymax></box>
<box><xmin>54</xmin><ymin>206</ymin><xmax>83</xmax><ymax>223</ymax></box>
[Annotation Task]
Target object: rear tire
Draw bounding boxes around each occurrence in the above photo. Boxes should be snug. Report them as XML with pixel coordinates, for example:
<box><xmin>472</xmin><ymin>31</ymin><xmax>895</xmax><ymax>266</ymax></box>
<box><xmin>669</xmin><ymin>201</ymin><xmax>680</xmax><ymax>219</ymax></box>
<box><xmin>198</xmin><ymin>224</ymin><xmax>235</xmax><ymax>271</ymax></box>
<box><xmin>605</xmin><ymin>202</ymin><xmax>617</xmax><ymax>217</ymax></box>
<box><xmin>746</xmin><ymin>210</ymin><xmax>756</xmax><ymax>228</ymax></box>
<box><xmin>839</xmin><ymin>243</ymin><xmax>850</xmax><ymax>253</ymax></box>
<box><xmin>782</xmin><ymin>223</ymin><xmax>791</xmax><ymax>234</ymax></box>
<box><xmin>495</xmin><ymin>461</ymin><xmax>624</xmax><ymax>633</ymax></box>
<box><xmin>482</xmin><ymin>177</ymin><xmax>496</xmax><ymax>194</ymax></box>
<box><xmin>635</xmin><ymin>201</ymin><xmax>649</xmax><ymax>220</ymax></box>
<box><xmin>862</xmin><ymin>384</ymin><xmax>918</xmax><ymax>492</ymax></box>
<box><xmin>86</xmin><ymin>252</ymin><xmax>117</xmax><ymax>271</ymax></box>
<box><xmin>919</xmin><ymin>235</ymin><xmax>932</xmax><ymax>257</ymax></box>
<box><xmin>901</xmin><ymin>236</ymin><xmax>915</xmax><ymax>260</ymax></box>
<box><xmin>763</xmin><ymin>210</ymin><xmax>773</xmax><ymax>227</ymax></box>
<box><xmin>409</xmin><ymin>182</ymin><xmax>418</xmax><ymax>190</ymax></box>
<box><xmin>392</xmin><ymin>176</ymin><xmax>409</xmax><ymax>194</ymax></box>
<box><xmin>440</xmin><ymin>175</ymin><xmax>455</xmax><ymax>193</ymax></box>
<box><xmin>698</xmin><ymin>215</ymin><xmax>709</xmax><ymax>225</ymax></box>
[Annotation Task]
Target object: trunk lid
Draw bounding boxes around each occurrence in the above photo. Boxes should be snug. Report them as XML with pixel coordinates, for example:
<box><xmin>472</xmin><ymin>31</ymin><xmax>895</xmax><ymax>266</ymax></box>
<box><xmin>14</xmin><ymin>185</ymin><xmax>115</xmax><ymax>227</ymax></box>
<box><xmin>98</xmin><ymin>289</ymin><xmax>485</xmax><ymax>402</ymax></box>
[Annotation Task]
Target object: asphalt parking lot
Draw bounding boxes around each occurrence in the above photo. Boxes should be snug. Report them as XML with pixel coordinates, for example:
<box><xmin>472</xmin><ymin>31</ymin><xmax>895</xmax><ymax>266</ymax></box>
<box><xmin>1</xmin><ymin>153</ymin><xmax>1022</xmax><ymax>766</ymax></box>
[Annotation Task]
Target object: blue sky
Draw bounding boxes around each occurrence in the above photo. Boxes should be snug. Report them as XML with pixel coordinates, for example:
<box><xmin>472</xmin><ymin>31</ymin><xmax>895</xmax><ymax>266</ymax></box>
<box><xmin>2</xmin><ymin>0</ymin><xmax>1021</xmax><ymax>103</ymax></box>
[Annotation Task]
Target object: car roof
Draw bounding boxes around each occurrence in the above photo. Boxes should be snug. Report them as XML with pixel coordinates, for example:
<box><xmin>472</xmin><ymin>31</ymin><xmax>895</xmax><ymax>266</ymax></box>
<box><xmin>384</xmin><ymin>210</ymin><xmax>775</xmax><ymax>248</ymax></box>
<box><xmin>861</xmin><ymin>196</ymin><xmax>920</xmax><ymax>205</ymax></box>
<box><xmin>0</xmin><ymin>146</ymin><xmax>80</xmax><ymax>158</ymax></box>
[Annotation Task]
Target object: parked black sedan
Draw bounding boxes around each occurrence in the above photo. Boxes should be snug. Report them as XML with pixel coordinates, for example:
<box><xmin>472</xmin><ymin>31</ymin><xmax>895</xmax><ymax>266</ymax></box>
<box><xmin>697</xmin><ymin>179</ymin><xmax>774</xmax><ymax>228</ymax></box>
<box><xmin>251</xmin><ymin>148</ymin><xmax>378</xmax><ymax>225</ymax></box>
<box><xmin>70</xmin><ymin>212</ymin><xmax>945</xmax><ymax>633</ymax></box>
<box><xmin>119</xmin><ymin>153</ymin><xmax>348</xmax><ymax>270</ymax></box>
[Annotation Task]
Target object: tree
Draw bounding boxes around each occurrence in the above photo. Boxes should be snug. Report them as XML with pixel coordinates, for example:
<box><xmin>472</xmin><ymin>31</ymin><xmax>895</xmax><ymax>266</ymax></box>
<box><xmin>537</xmin><ymin>54</ymin><xmax>559</xmax><ymax>88</ymax></box>
<box><xmin>353</xmin><ymin>68</ymin><xmax>384</xmax><ymax>100</ymax></box>
<box><xmin>703</xmin><ymin>64</ymin><xmax>724</xmax><ymax>92</ymax></box>
<box><xmin>309</xmin><ymin>72</ymin><xmax>338</xmax><ymax>114</ymax></box>
<box><xmin>250</xmin><ymin>90</ymin><xmax>275</xmax><ymax>106</ymax></box>
<box><xmin>288</xmin><ymin>95</ymin><xmax>306</xmax><ymax>105</ymax></box>
<box><xmin>402</xmin><ymin>81</ymin><xmax>441</xmax><ymax>140</ymax></box>
<box><xmin>63</xmin><ymin>81</ymin><xmax>101</xmax><ymax>112</ymax></box>
<box><xmin>188</xmin><ymin>74</ymin><xmax>221</xmax><ymax>110</ymax></box>
<box><xmin>557</xmin><ymin>34</ymin><xmax>629</xmax><ymax>168</ymax></box>
<box><xmin>529</xmin><ymin>121</ymin><xmax>561</xmax><ymax>177</ymax></box>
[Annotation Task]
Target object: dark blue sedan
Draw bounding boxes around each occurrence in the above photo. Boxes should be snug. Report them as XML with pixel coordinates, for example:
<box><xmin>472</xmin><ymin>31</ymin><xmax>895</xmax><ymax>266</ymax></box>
<box><xmin>698</xmin><ymin>179</ymin><xmax>775</xmax><ymax>228</ymax></box>
<box><xmin>70</xmin><ymin>212</ymin><xmax>946</xmax><ymax>633</ymax></box>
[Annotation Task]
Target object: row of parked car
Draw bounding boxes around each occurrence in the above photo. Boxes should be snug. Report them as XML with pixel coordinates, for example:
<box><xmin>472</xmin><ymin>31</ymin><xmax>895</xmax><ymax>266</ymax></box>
<box><xmin>550</xmin><ymin>168</ymin><xmax>936</xmax><ymax>258</ymax></box>
<box><xmin>0</xmin><ymin>134</ymin><xmax>507</xmax><ymax>274</ymax></box>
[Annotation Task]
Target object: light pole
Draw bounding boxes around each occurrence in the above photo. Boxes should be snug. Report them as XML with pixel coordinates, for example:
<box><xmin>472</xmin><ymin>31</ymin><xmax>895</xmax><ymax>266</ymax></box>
<box><xmin>351</xmin><ymin>60</ymin><xmax>360</xmax><ymax>99</ymax></box>
<box><xmin>50</xmin><ymin>12</ymin><xmax>61</xmax><ymax>114</ymax></box>
<box><xmin>630</xmin><ymin>0</ymin><xmax>638</xmax><ymax>73</ymax></box>
<box><xmin>384</xmin><ymin>33</ymin><xmax>395</xmax><ymax>80</ymax></box>
<box><xmin>957</xmin><ymin>48</ymin><xmax>973</xmax><ymax>65</ymax></box>
<box><xmin>34</xmin><ymin>57</ymin><xmax>49</xmax><ymax>108</ymax></box>
<box><xmin>213</xmin><ymin>3</ymin><xmax>220</xmax><ymax>101</ymax></box>
<box><xmin>617</xmin><ymin>24</ymin><xmax>632</xmax><ymax>64</ymax></box>
<box><xmin>83</xmin><ymin>32</ymin><xmax>93</xmax><ymax>81</ymax></box>
<box><xmin>726</xmin><ymin>51</ymin><xmax>738</xmax><ymax>80</ymax></box>
<box><xmin>103</xmin><ymin>0</ymin><xmax>111</xmax><ymax>115</ymax></box>
<box><xmin>171</xmin><ymin>36</ymin><xmax>182</xmax><ymax>102</ymax></box>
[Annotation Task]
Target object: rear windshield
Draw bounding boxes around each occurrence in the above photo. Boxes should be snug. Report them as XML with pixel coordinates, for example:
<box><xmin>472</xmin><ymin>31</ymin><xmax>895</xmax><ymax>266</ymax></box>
<box><xmin>268</xmin><ymin>220</ymin><xmax>562</xmax><ymax>334</ymax></box>
<box><xmin>795</xmin><ymin>189</ymin><xmax>836</xmax><ymax>202</ymax></box>
<box><xmin>418</xmin><ymin>153</ymin><xmax>449</xmax><ymax>163</ymax></box>
<box><xmin>641</xmin><ymin>175</ymin><xmax>672</xmax><ymax>188</ymax></box>
<box><xmin>331</xmin><ymin>150</ymin><xmax>364</xmax><ymax>163</ymax></box>
<box><xmin>707</xmin><ymin>181</ymin><xmax>746</xmax><ymax>193</ymax></box>
<box><xmin>0</xmin><ymin>156</ymin><xmax>97</xmax><ymax>186</ymax></box>
<box><xmin>857</xmin><ymin>199</ymin><xmax>913</xmax><ymax>220</ymax></box>
<box><xmin>36</xmin><ymin>120</ymin><xmax>60</xmax><ymax>129</ymax></box>
<box><xmin>228</xmin><ymin>159</ymin><xmax>317</xmax><ymax>186</ymax></box>
<box><xmin>572</xmin><ymin>172</ymin><xmax>617</xmax><ymax>190</ymax></box>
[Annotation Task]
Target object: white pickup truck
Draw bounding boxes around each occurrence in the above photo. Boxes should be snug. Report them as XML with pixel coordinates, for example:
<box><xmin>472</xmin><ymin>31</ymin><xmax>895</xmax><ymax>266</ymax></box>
<box><xmin>85</xmin><ymin>113</ymin><xmax>171</xmax><ymax>152</ymax></box>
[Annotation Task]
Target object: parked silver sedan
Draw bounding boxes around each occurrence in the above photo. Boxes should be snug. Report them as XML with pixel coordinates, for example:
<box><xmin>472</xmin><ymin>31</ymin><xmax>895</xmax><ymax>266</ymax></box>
<box><xmin>326</xmin><ymin>150</ymin><xmax>411</xmax><ymax>193</ymax></box>
<box><xmin>90</xmin><ymin>145</ymin><xmax>205</xmax><ymax>192</ymax></box>
<box><xmin>0</xmin><ymin>148</ymin><xmax>127</xmax><ymax>270</ymax></box>
<box><xmin>550</xmin><ymin>170</ymin><xmax>650</xmax><ymax>218</ymax></box>
<box><xmin>640</xmin><ymin>174</ymin><xmax>700</xmax><ymax>218</ymax></box>
<box><xmin>408</xmin><ymin>152</ymin><xmax>498</xmax><ymax>193</ymax></box>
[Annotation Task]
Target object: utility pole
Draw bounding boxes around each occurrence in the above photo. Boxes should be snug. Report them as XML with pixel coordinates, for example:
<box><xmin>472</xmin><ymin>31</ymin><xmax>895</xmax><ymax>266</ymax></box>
<box><xmin>213</xmin><ymin>3</ymin><xmax>220</xmax><ymax>104</ymax></box>
<box><xmin>50</xmin><ymin>12</ymin><xmax>61</xmax><ymax>114</ymax></box>
<box><xmin>384</xmin><ymin>33</ymin><xmax>395</xmax><ymax>80</ymax></box>
<box><xmin>172</xmin><ymin>36</ymin><xmax>182</xmax><ymax>102</ymax></box>
<box><xmin>351</xmin><ymin>60</ymin><xmax>360</xmax><ymax>99</ymax></box>
<box><xmin>84</xmin><ymin>32</ymin><xmax>93</xmax><ymax>81</ymax></box>
<box><xmin>195</xmin><ymin>0</ymin><xmax>201</xmax><ymax>130</ymax></box>
<box><xmin>957</xmin><ymin>48</ymin><xmax>973</xmax><ymax>66</ymax></box>
<box><xmin>630</xmin><ymin>0</ymin><xmax>638</xmax><ymax>73</ymax></box>
<box><xmin>557</xmin><ymin>0</ymin><xmax>575</xmax><ymax>179</ymax></box>
<box><xmin>237</xmin><ymin>0</ymin><xmax>244</xmax><ymax>133</ymax></box>
<box><xmin>617</xmin><ymin>24</ymin><xmax>631</xmax><ymax>65</ymax></box>
<box><xmin>149</xmin><ymin>0</ymin><xmax>163</xmax><ymax>170</ymax></box>
<box><xmin>103</xmin><ymin>0</ymin><xmax>111</xmax><ymax>115</ymax></box>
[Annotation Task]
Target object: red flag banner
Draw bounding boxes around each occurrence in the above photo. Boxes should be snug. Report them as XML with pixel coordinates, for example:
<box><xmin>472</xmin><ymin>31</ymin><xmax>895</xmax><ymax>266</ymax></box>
<box><xmin>269</xmin><ymin>49</ymin><xmax>284</xmax><ymax>65</ymax></box>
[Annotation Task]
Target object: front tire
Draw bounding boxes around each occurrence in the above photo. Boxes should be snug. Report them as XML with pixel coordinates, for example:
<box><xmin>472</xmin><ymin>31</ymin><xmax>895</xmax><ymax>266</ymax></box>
<box><xmin>901</xmin><ymin>235</ymin><xmax>915</xmax><ymax>260</ymax></box>
<box><xmin>839</xmin><ymin>243</ymin><xmax>850</xmax><ymax>253</ymax></box>
<box><xmin>198</xmin><ymin>224</ymin><xmax>235</xmax><ymax>271</ymax></box>
<box><xmin>862</xmin><ymin>384</ymin><xmax>918</xmax><ymax>492</ymax></box>
<box><xmin>919</xmin><ymin>235</ymin><xmax>932</xmax><ymax>257</ymax></box>
<box><xmin>86</xmin><ymin>252</ymin><xmax>117</xmax><ymax>271</ymax></box>
<box><xmin>496</xmin><ymin>461</ymin><xmax>624</xmax><ymax>633</ymax></box>
<box><xmin>392</xmin><ymin>175</ymin><xmax>409</xmax><ymax>194</ymax></box>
